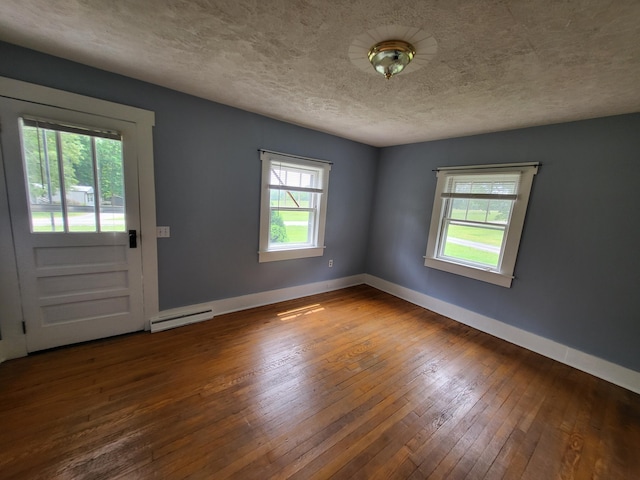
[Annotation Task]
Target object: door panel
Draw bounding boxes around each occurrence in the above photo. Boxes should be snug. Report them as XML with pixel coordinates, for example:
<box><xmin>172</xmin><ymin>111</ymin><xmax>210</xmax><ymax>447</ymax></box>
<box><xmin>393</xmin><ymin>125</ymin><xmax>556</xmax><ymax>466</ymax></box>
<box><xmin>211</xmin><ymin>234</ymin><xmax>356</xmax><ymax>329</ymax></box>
<box><xmin>0</xmin><ymin>96</ymin><xmax>145</xmax><ymax>352</ymax></box>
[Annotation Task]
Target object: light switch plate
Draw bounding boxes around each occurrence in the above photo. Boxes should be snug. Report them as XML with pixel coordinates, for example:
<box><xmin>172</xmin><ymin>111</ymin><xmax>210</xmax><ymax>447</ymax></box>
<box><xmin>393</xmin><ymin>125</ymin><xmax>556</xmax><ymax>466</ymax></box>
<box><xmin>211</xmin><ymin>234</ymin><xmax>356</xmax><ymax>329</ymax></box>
<box><xmin>156</xmin><ymin>226</ymin><xmax>171</xmax><ymax>238</ymax></box>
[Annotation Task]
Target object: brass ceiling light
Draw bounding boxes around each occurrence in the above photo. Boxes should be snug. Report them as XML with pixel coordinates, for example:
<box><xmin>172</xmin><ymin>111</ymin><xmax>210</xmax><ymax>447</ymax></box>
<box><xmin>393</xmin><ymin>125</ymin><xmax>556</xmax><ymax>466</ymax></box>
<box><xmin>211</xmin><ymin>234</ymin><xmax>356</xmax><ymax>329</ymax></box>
<box><xmin>368</xmin><ymin>40</ymin><xmax>416</xmax><ymax>79</ymax></box>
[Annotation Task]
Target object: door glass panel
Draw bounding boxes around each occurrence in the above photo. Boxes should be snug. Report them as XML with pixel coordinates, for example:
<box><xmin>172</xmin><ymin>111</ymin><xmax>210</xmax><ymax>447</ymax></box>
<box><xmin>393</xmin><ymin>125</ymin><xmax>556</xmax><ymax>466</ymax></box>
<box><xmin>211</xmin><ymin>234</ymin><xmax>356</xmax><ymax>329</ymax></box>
<box><xmin>61</xmin><ymin>131</ymin><xmax>97</xmax><ymax>232</ymax></box>
<box><xmin>21</xmin><ymin>126</ymin><xmax>65</xmax><ymax>232</ymax></box>
<box><xmin>20</xmin><ymin>119</ymin><xmax>124</xmax><ymax>233</ymax></box>
<box><xmin>96</xmin><ymin>137</ymin><xmax>125</xmax><ymax>231</ymax></box>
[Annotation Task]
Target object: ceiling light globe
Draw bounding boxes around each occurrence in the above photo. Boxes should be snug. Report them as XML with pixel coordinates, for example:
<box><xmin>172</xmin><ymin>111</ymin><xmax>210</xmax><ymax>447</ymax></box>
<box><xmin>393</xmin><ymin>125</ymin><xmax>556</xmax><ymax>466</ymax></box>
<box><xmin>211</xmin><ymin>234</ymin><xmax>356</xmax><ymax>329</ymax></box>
<box><xmin>368</xmin><ymin>40</ymin><xmax>416</xmax><ymax>79</ymax></box>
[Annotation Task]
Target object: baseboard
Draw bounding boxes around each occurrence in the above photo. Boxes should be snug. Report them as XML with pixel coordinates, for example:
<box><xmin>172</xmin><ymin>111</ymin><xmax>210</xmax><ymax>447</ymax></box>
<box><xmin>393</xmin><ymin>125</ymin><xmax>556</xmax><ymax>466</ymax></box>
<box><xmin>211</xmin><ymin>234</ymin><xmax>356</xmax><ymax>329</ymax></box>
<box><xmin>152</xmin><ymin>274</ymin><xmax>366</xmax><ymax>332</ymax></box>
<box><xmin>364</xmin><ymin>274</ymin><xmax>640</xmax><ymax>395</ymax></box>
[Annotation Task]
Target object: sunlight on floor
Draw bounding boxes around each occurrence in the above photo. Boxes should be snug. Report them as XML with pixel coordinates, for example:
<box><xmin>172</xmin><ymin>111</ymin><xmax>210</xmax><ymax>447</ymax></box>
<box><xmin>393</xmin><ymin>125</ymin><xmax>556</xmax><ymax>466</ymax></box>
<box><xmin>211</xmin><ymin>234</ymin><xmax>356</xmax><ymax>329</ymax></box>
<box><xmin>277</xmin><ymin>304</ymin><xmax>325</xmax><ymax>321</ymax></box>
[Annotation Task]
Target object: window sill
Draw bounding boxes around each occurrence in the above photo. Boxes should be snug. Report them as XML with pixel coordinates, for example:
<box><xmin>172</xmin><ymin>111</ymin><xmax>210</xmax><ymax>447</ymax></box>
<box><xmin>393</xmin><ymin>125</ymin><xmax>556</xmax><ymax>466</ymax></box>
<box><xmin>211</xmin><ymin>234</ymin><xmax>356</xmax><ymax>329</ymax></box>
<box><xmin>259</xmin><ymin>246</ymin><xmax>325</xmax><ymax>263</ymax></box>
<box><xmin>424</xmin><ymin>257</ymin><xmax>514</xmax><ymax>288</ymax></box>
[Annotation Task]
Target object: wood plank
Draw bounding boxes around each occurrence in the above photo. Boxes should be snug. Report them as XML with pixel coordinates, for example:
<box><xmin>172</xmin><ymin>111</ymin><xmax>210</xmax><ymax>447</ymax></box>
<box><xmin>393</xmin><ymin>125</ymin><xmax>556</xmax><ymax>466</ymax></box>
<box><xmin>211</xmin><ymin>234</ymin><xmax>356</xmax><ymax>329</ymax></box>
<box><xmin>0</xmin><ymin>285</ymin><xmax>638</xmax><ymax>479</ymax></box>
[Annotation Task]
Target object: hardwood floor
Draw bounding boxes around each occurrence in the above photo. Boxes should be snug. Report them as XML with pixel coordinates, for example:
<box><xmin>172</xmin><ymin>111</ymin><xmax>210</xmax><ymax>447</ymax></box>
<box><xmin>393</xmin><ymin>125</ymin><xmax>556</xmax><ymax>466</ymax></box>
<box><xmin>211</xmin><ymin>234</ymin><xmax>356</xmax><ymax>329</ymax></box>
<box><xmin>1</xmin><ymin>285</ymin><xmax>639</xmax><ymax>479</ymax></box>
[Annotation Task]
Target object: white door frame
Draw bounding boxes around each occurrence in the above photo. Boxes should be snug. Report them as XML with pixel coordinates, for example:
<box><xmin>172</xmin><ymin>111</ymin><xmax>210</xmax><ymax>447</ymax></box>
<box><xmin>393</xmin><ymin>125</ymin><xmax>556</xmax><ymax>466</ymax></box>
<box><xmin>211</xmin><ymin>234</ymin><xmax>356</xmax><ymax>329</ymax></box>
<box><xmin>0</xmin><ymin>134</ymin><xmax>26</xmax><ymax>361</ymax></box>
<box><xmin>0</xmin><ymin>76</ymin><xmax>158</xmax><ymax>360</ymax></box>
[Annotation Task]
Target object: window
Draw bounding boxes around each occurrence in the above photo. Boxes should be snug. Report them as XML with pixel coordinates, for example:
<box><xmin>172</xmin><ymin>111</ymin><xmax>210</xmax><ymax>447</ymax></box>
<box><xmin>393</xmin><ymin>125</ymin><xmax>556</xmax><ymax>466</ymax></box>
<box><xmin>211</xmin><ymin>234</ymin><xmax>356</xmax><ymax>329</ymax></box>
<box><xmin>20</xmin><ymin>118</ymin><xmax>125</xmax><ymax>233</ymax></box>
<box><xmin>259</xmin><ymin>150</ymin><xmax>331</xmax><ymax>262</ymax></box>
<box><xmin>424</xmin><ymin>163</ymin><xmax>538</xmax><ymax>287</ymax></box>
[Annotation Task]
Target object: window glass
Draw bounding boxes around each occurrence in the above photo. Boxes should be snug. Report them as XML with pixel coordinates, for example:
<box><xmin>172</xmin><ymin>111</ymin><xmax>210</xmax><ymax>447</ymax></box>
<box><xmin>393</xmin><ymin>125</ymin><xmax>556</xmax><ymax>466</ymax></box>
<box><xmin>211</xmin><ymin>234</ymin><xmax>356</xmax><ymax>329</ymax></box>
<box><xmin>20</xmin><ymin>119</ymin><xmax>125</xmax><ymax>233</ymax></box>
<box><xmin>269</xmin><ymin>162</ymin><xmax>320</xmax><ymax>249</ymax></box>
<box><xmin>96</xmin><ymin>137</ymin><xmax>125</xmax><ymax>231</ymax></box>
<box><xmin>437</xmin><ymin>173</ymin><xmax>518</xmax><ymax>270</ymax></box>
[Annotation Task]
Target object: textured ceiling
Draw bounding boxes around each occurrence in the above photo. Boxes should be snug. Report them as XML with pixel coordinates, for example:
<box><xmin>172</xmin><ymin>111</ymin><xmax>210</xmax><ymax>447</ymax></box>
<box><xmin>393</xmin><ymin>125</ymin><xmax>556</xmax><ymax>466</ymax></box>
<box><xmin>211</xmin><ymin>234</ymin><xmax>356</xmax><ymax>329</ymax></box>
<box><xmin>1</xmin><ymin>0</ymin><xmax>639</xmax><ymax>147</ymax></box>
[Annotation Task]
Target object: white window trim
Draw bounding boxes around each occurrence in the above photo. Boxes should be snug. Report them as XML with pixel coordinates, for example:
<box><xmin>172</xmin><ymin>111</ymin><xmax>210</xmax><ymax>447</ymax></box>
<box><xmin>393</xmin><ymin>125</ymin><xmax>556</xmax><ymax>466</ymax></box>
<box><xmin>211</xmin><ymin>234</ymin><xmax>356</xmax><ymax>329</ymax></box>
<box><xmin>258</xmin><ymin>150</ymin><xmax>331</xmax><ymax>263</ymax></box>
<box><xmin>424</xmin><ymin>162</ymin><xmax>539</xmax><ymax>288</ymax></box>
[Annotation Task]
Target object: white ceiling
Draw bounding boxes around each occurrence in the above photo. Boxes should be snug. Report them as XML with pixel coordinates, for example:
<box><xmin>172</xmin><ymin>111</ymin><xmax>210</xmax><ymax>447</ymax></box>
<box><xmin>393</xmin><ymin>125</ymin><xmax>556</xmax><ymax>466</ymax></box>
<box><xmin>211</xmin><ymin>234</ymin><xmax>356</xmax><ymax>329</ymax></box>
<box><xmin>1</xmin><ymin>0</ymin><xmax>639</xmax><ymax>147</ymax></box>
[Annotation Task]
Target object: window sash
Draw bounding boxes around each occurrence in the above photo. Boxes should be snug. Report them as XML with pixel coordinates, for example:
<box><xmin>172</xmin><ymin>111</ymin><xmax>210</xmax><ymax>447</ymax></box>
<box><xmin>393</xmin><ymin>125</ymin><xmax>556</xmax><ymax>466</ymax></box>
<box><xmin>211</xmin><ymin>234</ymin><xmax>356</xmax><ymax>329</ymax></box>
<box><xmin>268</xmin><ymin>207</ymin><xmax>317</xmax><ymax>249</ymax></box>
<box><xmin>268</xmin><ymin>184</ymin><xmax>324</xmax><ymax>194</ymax></box>
<box><xmin>437</xmin><ymin>219</ymin><xmax>507</xmax><ymax>270</ymax></box>
<box><xmin>442</xmin><ymin>217</ymin><xmax>510</xmax><ymax>228</ymax></box>
<box><xmin>271</xmin><ymin>207</ymin><xmax>316</xmax><ymax>212</ymax></box>
<box><xmin>437</xmin><ymin>182</ymin><xmax>515</xmax><ymax>270</ymax></box>
<box><xmin>441</xmin><ymin>192</ymin><xmax>517</xmax><ymax>200</ymax></box>
<box><xmin>269</xmin><ymin>192</ymin><xmax>320</xmax><ymax>248</ymax></box>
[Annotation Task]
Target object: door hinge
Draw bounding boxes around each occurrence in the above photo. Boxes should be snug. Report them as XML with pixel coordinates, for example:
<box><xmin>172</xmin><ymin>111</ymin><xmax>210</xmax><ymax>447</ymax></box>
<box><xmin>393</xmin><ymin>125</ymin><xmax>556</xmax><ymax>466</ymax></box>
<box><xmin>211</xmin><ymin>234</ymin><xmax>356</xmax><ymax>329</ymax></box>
<box><xmin>22</xmin><ymin>321</ymin><xmax>26</xmax><ymax>334</ymax></box>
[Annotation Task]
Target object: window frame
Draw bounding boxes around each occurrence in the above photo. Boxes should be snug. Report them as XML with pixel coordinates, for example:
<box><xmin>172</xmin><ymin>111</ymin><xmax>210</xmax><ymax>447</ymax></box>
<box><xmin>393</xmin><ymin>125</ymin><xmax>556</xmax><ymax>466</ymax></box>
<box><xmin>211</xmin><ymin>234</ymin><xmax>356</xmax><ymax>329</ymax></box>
<box><xmin>424</xmin><ymin>162</ymin><xmax>539</xmax><ymax>287</ymax></box>
<box><xmin>258</xmin><ymin>150</ymin><xmax>331</xmax><ymax>263</ymax></box>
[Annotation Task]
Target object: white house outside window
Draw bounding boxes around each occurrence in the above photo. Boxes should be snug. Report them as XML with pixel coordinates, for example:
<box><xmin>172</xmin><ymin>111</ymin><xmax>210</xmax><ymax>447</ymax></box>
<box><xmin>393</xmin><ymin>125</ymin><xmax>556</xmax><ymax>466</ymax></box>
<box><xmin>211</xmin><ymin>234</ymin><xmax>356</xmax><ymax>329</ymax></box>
<box><xmin>424</xmin><ymin>163</ymin><xmax>538</xmax><ymax>287</ymax></box>
<box><xmin>259</xmin><ymin>150</ymin><xmax>331</xmax><ymax>263</ymax></box>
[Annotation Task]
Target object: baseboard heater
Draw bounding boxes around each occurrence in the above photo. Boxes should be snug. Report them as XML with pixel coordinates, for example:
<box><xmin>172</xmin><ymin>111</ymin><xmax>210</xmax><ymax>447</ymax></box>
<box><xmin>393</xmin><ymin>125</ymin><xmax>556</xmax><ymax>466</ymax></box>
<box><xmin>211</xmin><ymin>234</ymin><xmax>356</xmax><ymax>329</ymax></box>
<box><xmin>150</xmin><ymin>307</ymin><xmax>214</xmax><ymax>333</ymax></box>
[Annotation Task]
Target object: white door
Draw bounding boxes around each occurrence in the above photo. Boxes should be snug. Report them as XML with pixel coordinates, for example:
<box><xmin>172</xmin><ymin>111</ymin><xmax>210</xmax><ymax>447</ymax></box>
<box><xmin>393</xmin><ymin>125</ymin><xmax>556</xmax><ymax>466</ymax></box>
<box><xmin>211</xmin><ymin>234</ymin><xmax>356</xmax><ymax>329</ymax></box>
<box><xmin>0</xmin><ymin>96</ymin><xmax>145</xmax><ymax>352</ymax></box>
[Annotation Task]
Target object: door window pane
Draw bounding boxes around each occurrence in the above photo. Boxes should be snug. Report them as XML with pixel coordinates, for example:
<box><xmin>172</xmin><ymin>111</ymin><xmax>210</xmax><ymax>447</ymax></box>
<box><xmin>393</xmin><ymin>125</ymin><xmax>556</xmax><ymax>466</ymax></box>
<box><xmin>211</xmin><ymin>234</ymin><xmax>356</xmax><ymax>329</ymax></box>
<box><xmin>20</xmin><ymin>120</ymin><xmax>124</xmax><ymax>233</ymax></box>
<box><xmin>22</xmin><ymin>126</ymin><xmax>65</xmax><ymax>232</ymax></box>
<box><xmin>96</xmin><ymin>137</ymin><xmax>125</xmax><ymax>231</ymax></box>
<box><xmin>61</xmin><ymin>132</ymin><xmax>97</xmax><ymax>232</ymax></box>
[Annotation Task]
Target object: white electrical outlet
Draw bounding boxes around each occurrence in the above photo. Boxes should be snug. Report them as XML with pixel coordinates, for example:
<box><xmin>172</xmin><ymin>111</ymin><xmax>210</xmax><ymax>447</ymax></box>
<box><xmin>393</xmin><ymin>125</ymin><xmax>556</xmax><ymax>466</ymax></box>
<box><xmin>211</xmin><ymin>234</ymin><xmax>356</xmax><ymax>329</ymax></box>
<box><xmin>328</xmin><ymin>259</ymin><xmax>333</xmax><ymax>267</ymax></box>
<box><xmin>156</xmin><ymin>226</ymin><xmax>171</xmax><ymax>238</ymax></box>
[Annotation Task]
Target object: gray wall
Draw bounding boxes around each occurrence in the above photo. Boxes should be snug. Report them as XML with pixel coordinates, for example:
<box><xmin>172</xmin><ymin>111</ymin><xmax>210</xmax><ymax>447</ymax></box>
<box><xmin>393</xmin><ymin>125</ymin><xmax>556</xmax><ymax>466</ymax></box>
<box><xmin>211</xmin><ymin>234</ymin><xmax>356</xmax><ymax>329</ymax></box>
<box><xmin>2</xmin><ymin>42</ymin><xmax>639</xmax><ymax>372</ymax></box>
<box><xmin>369</xmin><ymin>116</ymin><xmax>640</xmax><ymax>371</ymax></box>
<box><xmin>0</xmin><ymin>42</ymin><xmax>378</xmax><ymax>310</ymax></box>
